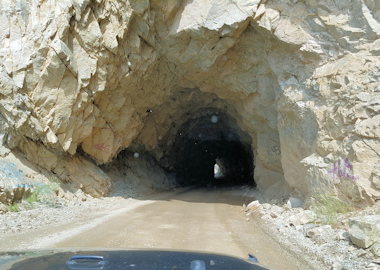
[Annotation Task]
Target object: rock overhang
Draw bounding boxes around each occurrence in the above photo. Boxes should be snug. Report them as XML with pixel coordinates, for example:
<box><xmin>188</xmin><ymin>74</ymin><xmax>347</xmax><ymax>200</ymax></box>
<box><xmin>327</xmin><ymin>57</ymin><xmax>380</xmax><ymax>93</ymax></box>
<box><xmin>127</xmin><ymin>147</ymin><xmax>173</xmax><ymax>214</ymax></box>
<box><xmin>0</xmin><ymin>0</ymin><xmax>380</xmax><ymax>203</ymax></box>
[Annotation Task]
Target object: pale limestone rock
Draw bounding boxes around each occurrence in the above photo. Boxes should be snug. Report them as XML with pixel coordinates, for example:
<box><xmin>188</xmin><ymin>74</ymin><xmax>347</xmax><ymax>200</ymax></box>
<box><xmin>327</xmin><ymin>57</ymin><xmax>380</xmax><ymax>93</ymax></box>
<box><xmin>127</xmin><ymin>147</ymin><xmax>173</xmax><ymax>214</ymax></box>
<box><xmin>354</xmin><ymin>115</ymin><xmax>380</xmax><ymax>138</ymax></box>
<box><xmin>372</xmin><ymin>174</ymin><xmax>380</xmax><ymax>190</ymax></box>
<box><xmin>335</xmin><ymin>230</ymin><xmax>350</xmax><ymax>241</ymax></box>
<box><xmin>288</xmin><ymin>197</ymin><xmax>303</xmax><ymax>208</ymax></box>
<box><xmin>257</xmin><ymin>8</ymin><xmax>280</xmax><ymax>32</ymax></box>
<box><xmin>18</xmin><ymin>139</ymin><xmax>57</xmax><ymax>171</ymax></box>
<box><xmin>362</xmin><ymin>2</ymin><xmax>380</xmax><ymax>35</ymax></box>
<box><xmin>0</xmin><ymin>67</ymin><xmax>17</xmax><ymax>96</ymax></box>
<box><xmin>270</xmin><ymin>211</ymin><xmax>279</xmax><ymax>218</ymax></box>
<box><xmin>306</xmin><ymin>225</ymin><xmax>332</xmax><ymax>238</ymax></box>
<box><xmin>288</xmin><ymin>210</ymin><xmax>316</xmax><ymax>226</ymax></box>
<box><xmin>370</xmin><ymin>241</ymin><xmax>380</xmax><ymax>257</ymax></box>
<box><xmin>270</xmin><ymin>205</ymin><xmax>285</xmax><ymax>215</ymax></box>
<box><xmin>53</xmin><ymin>156</ymin><xmax>111</xmax><ymax>198</ymax></box>
<box><xmin>170</xmin><ymin>0</ymin><xmax>259</xmax><ymax>33</ymax></box>
<box><xmin>0</xmin><ymin>133</ymin><xmax>10</xmax><ymax>157</ymax></box>
<box><xmin>365</xmin><ymin>0</ymin><xmax>380</xmax><ymax>21</ymax></box>
<box><xmin>370</xmin><ymin>39</ymin><xmax>380</xmax><ymax>56</ymax></box>
<box><xmin>50</xmin><ymin>38</ymin><xmax>78</xmax><ymax>77</ymax></box>
<box><xmin>0</xmin><ymin>203</ymin><xmax>7</xmax><ymax>214</ymax></box>
<box><xmin>82</xmin><ymin>126</ymin><xmax>120</xmax><ymax>164</ymax></box>
<box><xmin>246</xmin><ymin>200</ymin><xmax>261</xmax><ymax>211</ymax></box>
<box><xmin>349</xmin><ymin>215</ymin><xmax>380</xmax><ymax>248</ymax></box>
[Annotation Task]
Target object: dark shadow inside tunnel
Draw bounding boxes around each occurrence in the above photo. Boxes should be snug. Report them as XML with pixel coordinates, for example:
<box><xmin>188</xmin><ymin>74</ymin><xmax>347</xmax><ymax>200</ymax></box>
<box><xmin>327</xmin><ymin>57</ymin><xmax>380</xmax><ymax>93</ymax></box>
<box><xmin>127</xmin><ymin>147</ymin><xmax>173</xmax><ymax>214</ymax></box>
<box><xmin>175</xmin><ymin>139</ymin><xmax>255</xmax><ymax>187</ymax></box>
<box><xmin>166</xmin><ymin>112</ymin><xmax>256</xmax><ymax>188</ymax></box>
<box><xmin>109</xmin><ymin>109</ymin><xmax>257</xmax><ymax>192</ymax></box>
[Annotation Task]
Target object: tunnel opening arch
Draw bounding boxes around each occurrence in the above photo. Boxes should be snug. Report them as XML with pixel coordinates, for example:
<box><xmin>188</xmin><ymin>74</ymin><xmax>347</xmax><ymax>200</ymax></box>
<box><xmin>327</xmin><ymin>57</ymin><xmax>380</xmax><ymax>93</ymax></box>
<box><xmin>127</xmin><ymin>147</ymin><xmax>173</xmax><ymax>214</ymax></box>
<box><xmin>156</xmin><ymin>108</ymin><xmax>257</xmax><ymax>188</ymax></box>
<box><xmin>102</xmin><ymin>86</ymin><xmax>286</xmax><ymax>196</ymax></box>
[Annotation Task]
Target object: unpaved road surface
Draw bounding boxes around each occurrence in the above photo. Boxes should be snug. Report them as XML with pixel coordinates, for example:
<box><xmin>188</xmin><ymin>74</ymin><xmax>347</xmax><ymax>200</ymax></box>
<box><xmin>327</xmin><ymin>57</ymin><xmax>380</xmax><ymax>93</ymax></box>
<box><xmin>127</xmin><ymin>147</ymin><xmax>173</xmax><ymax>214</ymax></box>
<box><xmin>0</xmin><ymin>188</ymin><xmax>307</xmax><ymax>270</ymax></box>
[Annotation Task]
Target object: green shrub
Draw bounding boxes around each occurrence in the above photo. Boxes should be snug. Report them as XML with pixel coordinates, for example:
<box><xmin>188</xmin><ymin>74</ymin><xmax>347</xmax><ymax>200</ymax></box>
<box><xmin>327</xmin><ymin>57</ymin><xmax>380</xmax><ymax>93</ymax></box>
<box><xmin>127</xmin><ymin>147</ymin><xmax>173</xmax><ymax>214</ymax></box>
<box><xmin>310</xmin><ymin>178</ymin><xmax>356</xmax><ymax>227</ymax></box>
<box><xmin>25</xmin><ymin>182</ymin><xmax>60</xmax><ymax>206</ymax></box>
<box><xmin>9</xmin><ymin>203</ymin><xmax>19</xmax><ymax>212</ymax></box>
<box><xmin>311</xmin><ymin>194</ymin><xmax>354</xmax><ymax>227</ymax></box>
<box><xmin>25</xmin><ymin>190</ymin><xmax>39</xmax><ymax>205</ymax></box>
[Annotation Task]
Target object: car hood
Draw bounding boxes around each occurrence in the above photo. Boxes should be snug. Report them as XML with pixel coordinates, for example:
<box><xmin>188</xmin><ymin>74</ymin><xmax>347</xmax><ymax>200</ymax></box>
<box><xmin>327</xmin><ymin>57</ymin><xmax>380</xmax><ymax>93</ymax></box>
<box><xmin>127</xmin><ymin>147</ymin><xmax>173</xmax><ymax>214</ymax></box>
<box><xmin>0</xmin><ymin>248</ymin><xmax>271</xmax><ymax>270</ymax></box>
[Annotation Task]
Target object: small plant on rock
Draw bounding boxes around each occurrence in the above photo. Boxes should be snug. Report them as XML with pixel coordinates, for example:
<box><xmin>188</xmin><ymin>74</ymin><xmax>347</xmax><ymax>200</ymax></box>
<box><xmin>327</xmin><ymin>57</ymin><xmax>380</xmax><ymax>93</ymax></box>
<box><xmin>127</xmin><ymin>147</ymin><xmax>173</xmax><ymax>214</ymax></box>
<box><xmin>25</xmin><ymin>182</ymin><xmax>60</xmax><ymax>206</ymax></box>
<box><xmin>9</xmin><ymin>203</ymin><xmax>19</xmax><ymax>212</ymax></box>
<box><xmin>310</xmin><ymin>176</ymin><xmax>357</xmax><ymax>228</ymax></box>
<box><xmin>311</xmin><ymin>193</ymin><xmax>354</xmax><ymax>227</ymax></box>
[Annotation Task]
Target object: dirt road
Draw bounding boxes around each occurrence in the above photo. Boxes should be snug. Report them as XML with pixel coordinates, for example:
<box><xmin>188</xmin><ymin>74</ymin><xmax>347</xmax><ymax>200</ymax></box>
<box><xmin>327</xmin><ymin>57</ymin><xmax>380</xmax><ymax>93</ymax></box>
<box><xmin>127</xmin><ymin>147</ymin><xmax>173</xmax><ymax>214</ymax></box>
<box><xmin>0</xmin><ymin>188</ymin><xmax>307</xmax><ymax>270</ymax></box>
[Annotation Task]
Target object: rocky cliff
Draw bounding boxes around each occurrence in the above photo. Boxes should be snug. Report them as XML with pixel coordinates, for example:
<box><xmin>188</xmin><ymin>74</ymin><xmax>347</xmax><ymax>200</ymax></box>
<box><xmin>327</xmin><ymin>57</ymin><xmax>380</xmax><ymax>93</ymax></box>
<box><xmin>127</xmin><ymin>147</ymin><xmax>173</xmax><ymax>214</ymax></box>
<box><xmin>0</xmin><ymin>0</ymin><xmax>380</xmax><ymax>205</ymax></box>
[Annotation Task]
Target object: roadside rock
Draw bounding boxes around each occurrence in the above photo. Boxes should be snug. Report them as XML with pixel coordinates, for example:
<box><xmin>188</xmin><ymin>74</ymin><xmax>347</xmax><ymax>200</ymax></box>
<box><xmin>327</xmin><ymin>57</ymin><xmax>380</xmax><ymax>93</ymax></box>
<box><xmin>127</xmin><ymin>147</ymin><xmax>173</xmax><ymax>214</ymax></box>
<box><xmin>261</xmin><ymin>203</ymin><xmax>272</xmax><ymax>210</ymax></box>
<box><xmin>246</xmin><ymin>200</ymin><xmax>262</xmax><ymax>211</ymax></box>
<box><xmin>288</xmin><ymin>210</ymin><xmax>316</xmax><ymax>226</ymax></box>
<box><xmin>349</xmin><ymin>215</ymin><xmax>380</xmax><ymax>248</ymax></box>
<box><xmin>336</xmin><ymin>229</ymin><xmax>350</xmax><ymax>241</ymax></box>
<box><xmin>288</xmin><ymin>197</ymin><xmax>303</xmax><ymax>208</ymax></box>
<box><xmin>270</xmin><ymin>205</ymin><xmax>285</xmax><ymax>215</ymax></box>
<box><xmin>305</xmin><ymin>225</ymin><xmax>335</xmax><ymax>245</ymax></box>
<box><xmin>306</xmin><ymin>226</ymin><xmax>324</xmax><ymax>237</ymax></box>
<box><xmin>370</xmin><ymin>242</ymin><xmax>380</xmax><ymax>258</ymax></box>
<box><xmin>270</xmin><ymin>211</ymin><xmax>280</xmax><ymax>218</ymax></box>
<box><xmin>257</xmin><ymin>203</ymin><xmax>376</xmax><ymax>269</ymax></box>
<box><xmin>0</xmin><ymin>203</ymin><xmax>7</xmax><ymax>214</ymax></box>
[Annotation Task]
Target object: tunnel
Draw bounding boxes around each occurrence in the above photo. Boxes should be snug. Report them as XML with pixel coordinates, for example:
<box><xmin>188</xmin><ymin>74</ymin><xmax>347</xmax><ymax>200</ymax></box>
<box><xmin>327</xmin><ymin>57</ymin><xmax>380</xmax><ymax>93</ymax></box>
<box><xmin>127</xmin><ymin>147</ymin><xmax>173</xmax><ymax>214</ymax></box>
<box><xmin>170</xmin><ymin>113</ymin><xmax>255</xmax><ymax>187</ymax></box>
<box><xmin>110</xmin><ymin>100</ymin><xmax>257</xmax><ymax>191</ymax></box>
<box><xmin>77</xmin><ymin>13</ymin><xmax>296</xmax><ymax>197</ymax></box>
<box><xmin>121</xmin><ymin>102</ymin><xmax>257</xmax><ymax>190</ymax></box>
<box><xmin>103</xmin><ymin>88</ymin><xmax>260</xmax><ymax>193</ymax></box>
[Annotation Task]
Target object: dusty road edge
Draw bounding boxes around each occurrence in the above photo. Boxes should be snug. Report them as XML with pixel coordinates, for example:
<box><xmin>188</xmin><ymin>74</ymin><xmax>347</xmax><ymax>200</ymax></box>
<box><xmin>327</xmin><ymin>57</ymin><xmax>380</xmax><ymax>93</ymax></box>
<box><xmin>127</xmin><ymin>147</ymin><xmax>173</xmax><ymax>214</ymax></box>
<box><xmin>16</xmin><ymin>199</ymin><xmax>156</xmax><ymax>250</ymax></box>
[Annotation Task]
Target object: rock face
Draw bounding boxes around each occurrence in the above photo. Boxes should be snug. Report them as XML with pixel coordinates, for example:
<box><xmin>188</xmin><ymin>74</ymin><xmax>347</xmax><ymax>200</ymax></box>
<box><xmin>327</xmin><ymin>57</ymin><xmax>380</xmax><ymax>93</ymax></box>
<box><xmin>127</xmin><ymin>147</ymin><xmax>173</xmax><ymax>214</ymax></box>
<box><xmin>349</xmin><ymin>215</ymin><xmax>380</xmax><ymax>248</ymax></box>
<box><xmin>0</xmin><ymin>0</ymin><xmax>380</xmax><ymax>203</ymax></box>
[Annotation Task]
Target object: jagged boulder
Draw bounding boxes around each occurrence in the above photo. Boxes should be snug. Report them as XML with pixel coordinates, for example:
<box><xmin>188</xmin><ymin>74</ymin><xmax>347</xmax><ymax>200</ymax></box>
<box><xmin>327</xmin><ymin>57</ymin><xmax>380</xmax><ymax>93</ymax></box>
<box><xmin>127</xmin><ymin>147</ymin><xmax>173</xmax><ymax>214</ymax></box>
<box><xmin>349</xmin><ymin>215</ymin><xmax>380</xmax><ymax>248</ymax></box>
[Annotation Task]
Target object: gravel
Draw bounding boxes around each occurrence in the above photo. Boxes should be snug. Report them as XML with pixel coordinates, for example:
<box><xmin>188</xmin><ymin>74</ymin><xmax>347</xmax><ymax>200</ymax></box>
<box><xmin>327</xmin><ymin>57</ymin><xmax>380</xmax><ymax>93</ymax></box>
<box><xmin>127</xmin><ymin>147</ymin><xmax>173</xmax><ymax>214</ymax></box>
<box><xmin>0</xmin><ymin>197</ymin><xmax>134</xmax><ymax>236</ymax></box>
<box><xmin>0</xmin><ymin>180</ymin><xmax>153</xmax><ymax>236</ymax></box>
<box><xmin>241</xmin><ymin>189</ymin><xmax>380</xmax><ymax>270</ymax></box>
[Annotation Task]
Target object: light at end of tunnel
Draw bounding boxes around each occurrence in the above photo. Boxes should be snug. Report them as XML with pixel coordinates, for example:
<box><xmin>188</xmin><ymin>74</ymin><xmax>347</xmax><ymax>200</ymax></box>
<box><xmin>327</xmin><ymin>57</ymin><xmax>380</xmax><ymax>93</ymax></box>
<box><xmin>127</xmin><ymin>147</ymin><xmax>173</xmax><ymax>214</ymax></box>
<box><xmin>211</xmin><ymin>115</ymin><xmax>218</xmax><ymax>123</ymax></box>
<box><xmin>133</xmin><ymin>152</ymin><xmax>139</xmax><ymax>158</ymax></box>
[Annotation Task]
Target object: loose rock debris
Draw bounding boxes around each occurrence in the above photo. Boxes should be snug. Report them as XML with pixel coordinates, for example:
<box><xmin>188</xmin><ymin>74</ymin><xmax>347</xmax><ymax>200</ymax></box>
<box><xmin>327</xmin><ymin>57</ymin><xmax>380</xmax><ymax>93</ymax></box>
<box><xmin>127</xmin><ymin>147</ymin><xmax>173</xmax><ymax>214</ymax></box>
<box><xmin>244</xmin><ymin>198</ymin><xmax>380</xmax><ymax>270</ymax></box>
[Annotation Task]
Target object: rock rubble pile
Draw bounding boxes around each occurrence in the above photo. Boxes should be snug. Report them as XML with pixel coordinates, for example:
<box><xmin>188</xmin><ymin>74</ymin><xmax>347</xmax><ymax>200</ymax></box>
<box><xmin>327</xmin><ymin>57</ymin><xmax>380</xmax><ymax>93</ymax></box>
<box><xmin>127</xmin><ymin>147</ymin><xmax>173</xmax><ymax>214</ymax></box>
<box><xmin>244</xmin><ymin>198</ymin><xmax>380</xmax><ymax>270</ymax></box>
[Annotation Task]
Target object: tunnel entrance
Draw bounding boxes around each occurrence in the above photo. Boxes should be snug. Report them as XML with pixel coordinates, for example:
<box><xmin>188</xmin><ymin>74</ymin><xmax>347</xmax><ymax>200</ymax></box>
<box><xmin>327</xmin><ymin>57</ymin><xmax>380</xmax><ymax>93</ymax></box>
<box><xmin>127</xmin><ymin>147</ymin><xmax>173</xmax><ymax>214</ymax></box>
<box><xmin>176</xmin><ymin>139</ymin><xmax>254</xmax><ymax>187</ymax></box>
<box><xmin>166</xmin><ymin>112</ymin><xmax>255</xmax><ymax>188</ymax></box>
<box><xmin>107</xmin><ymin>107</ymin><xmax>256</xmax><ymax>193</ymax></box>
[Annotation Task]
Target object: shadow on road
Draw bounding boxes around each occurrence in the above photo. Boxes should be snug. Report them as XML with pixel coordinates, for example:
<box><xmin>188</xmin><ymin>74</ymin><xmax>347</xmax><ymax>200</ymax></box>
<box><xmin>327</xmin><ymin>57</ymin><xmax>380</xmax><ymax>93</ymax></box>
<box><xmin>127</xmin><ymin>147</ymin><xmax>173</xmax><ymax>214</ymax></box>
<box><xmin>109</xmin><ymin>185</ymin><xmax>258</xmax><ymax>207</ymax></box>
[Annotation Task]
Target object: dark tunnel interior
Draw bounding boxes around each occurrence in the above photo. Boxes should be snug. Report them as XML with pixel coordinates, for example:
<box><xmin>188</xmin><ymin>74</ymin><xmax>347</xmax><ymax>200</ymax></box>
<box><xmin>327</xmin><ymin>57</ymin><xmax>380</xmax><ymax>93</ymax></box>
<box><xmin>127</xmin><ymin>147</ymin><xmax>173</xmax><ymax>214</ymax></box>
<box><xmin>175</xmin><ymin>139</ymin><xmax>255</xmax><ymax>187</ymax></box>
<box><xmin>114</xmin><ymin>111</ymin><xmax>257</xmax><ymax>189</ymax></box>
<box><xmin>167</xmin><ymin>112</ymin><xmax>256</xmax><ymax>188</ymax></box>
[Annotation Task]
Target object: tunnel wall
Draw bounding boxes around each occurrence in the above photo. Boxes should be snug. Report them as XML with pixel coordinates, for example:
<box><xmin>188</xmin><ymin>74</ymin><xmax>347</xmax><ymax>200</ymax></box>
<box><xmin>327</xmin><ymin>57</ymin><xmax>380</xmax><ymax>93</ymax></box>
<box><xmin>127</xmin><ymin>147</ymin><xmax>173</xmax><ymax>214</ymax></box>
<box><xmin>0</xmin><ymin>0</ymin><xmax>380</xmax><ymax>204</ymax></box>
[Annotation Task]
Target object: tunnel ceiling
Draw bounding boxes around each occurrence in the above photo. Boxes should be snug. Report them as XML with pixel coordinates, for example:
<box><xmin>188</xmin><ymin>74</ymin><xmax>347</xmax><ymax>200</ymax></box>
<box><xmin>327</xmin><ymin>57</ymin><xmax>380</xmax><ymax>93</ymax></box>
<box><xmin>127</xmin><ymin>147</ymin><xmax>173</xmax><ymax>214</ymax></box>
<box><xmin>1</xmin><ymin>0</ymin><xmax>380</xmax><ymax>201</ymax></box>
<box><xmin>133</xmin><ymin>88</ymin><xmax>253</xmax><ymax>158</ymax></box>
